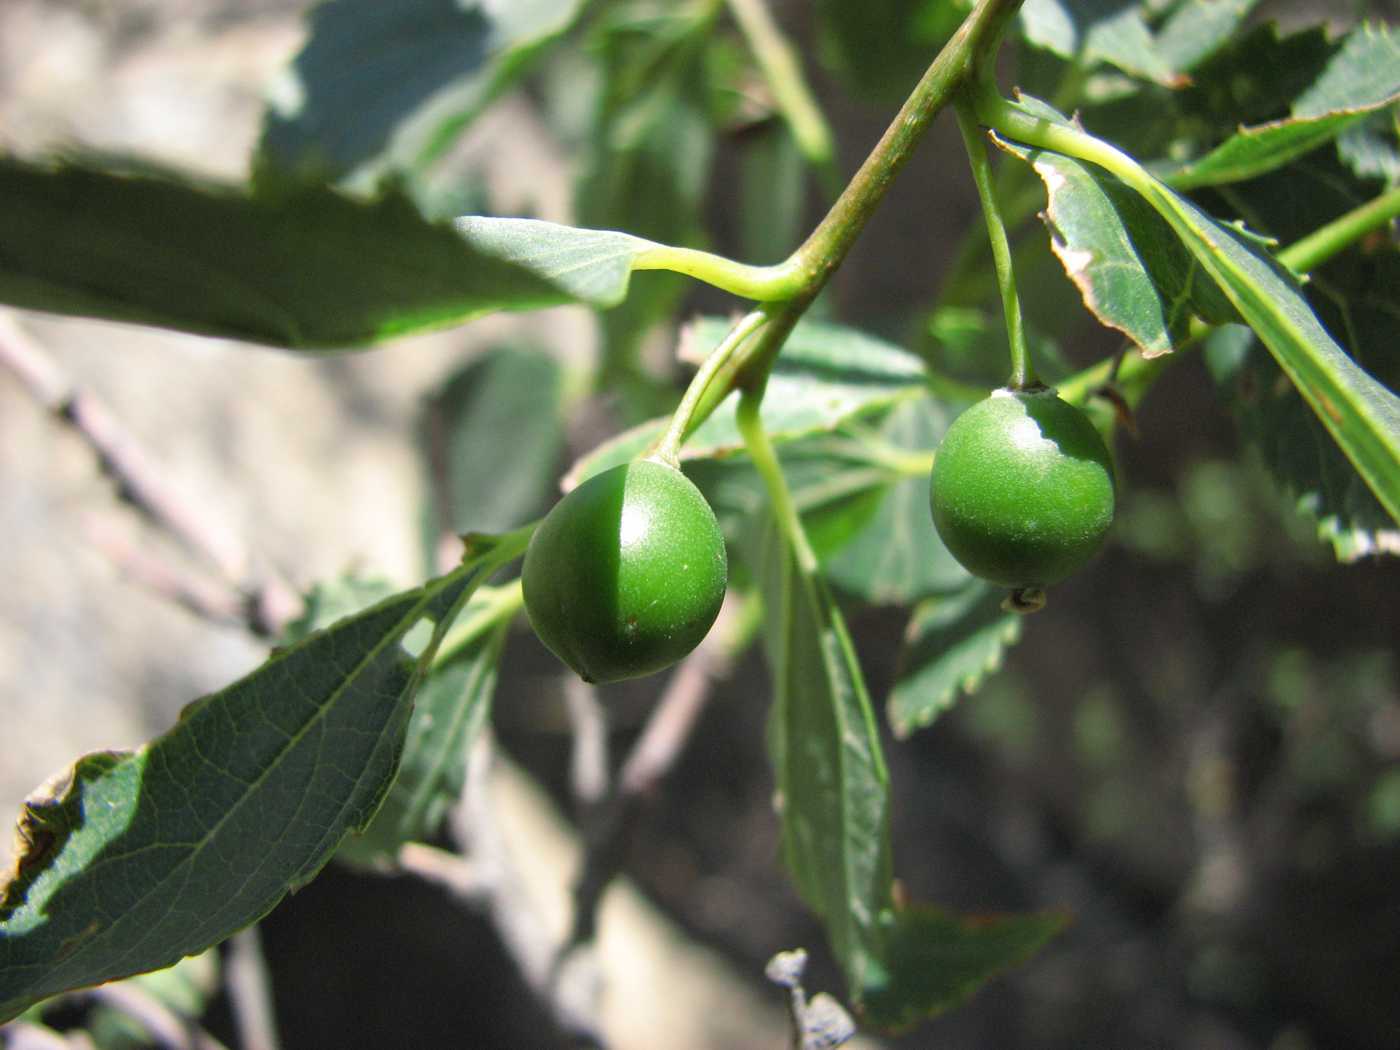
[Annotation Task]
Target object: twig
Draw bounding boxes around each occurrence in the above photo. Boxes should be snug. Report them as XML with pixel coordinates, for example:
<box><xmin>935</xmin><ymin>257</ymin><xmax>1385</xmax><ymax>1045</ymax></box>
<box><xmin>225</xmin><ymin>927</ymin><xmax>281</xmax><ymax>1050</ymax></box>
<box><xmin>567</xmin><ymin>631</ymin><xmax>730</xmax><ymax>947</ymax></box>
<box><xmin>764</xmin><ymin>949</ymin><xmax>856</xmax><ymax>1050</ymax></box>
<box><xmin>0</xmin><ymin>310</ymin><xmax>301</xmax><ymax>637</ymax></box>
<box><xmin>86</xmin><ymin>984</ymin><xmax>229</xmax><ymax>1050</ymax></box>
<box><xmin>83</xmin><ymin>513</ymin><xmax>247</xmax><ymax>627</ymax></box>
<box><xmin>0</xmin><ymin>1024</ymin><xmax>70</xmax><ymax>1050</ymax></box>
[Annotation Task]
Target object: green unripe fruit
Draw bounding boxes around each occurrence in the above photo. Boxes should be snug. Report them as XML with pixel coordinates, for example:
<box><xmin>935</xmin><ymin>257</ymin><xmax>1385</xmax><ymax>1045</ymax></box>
<box><xmin>522</xmin><ymin>459</ymin><xmax>727</xmax><ymax>684</ymax></box>
<box><xmin>929</xmin><ymin>388</ymin><xmax>1115</xmax><ymax>589</ymax></box>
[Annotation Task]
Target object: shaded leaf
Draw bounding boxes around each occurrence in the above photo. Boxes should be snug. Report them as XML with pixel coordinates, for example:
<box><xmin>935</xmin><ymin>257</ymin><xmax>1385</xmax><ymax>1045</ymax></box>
<box><xmin>563</xmin><ymin>318</ymin><xmax>927</xmax><ymax>486</ymax></box>
<box><xmin>1164</xmin><ymin>22</ymin><xmax>1400</xmax><ymax>190</ymax></box>
<box><xmin>1019</xmin><ymin>0</ymin><xmax>1182</xmax><ymax>86</ymax></box>
<box><xmin>1152</xmin><ymin>0</ymin><xmax>1259</xmax><ymax>73</ymax></box>
<box><xmin>861</xmin><ymin>905</ymin><xmax>1067</xmax><ymax>1031</ymax></box>
<box><xmin>420</xmin><ymin>345</ymin><xmax>565</xmax><ymax>544</ymax></box>
<box><xmin>888</xmin><ymin>581</ymin><xmax>1023</xmax><ymax>738</ymax></box>
<box><xmin>0</xmin><ymin>560</ymin><xmax>494</xmax><ymax>1022</ymax></box>
<box><xmin>0</xmin><ymin>157</ymin><xmax>670</xmax><ymax>350</ymax></box>
<box><xmin>337</xmin><ymin>617</ymin><xmax>508</xmax><ymax>866</ymax></box>
<box><xmin>260</xmin><ymin>0</ymin><xmax>589</xmax><ymax>185</ymax></box>
<box><xmin>994</xmin><ymin>131</ymin><xmax>1239</xmax><ymax>356</ymax></box>
<box><xmin>823</xmin><ymin>399</ymin><xmax>968</xmax><ymax>604</ymax></box>
<box><xmin>1207</xmin><ymin>323</ymin><xmax>1400</xmax><ymax>561</ymax></box>
<box><xmin>575</xmin><ymin>1</ymin><xmax>719</xmax><ymax>373</ymax></box>
<box><xmin>748</xmin><ymin>514</ymin><xmax>894</xmax><ymax>999</ymax></box>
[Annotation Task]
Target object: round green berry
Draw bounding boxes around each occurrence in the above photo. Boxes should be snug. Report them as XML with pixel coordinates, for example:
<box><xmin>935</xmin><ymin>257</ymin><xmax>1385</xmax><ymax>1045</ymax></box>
<box><xmin>522</xmin><ymin>459</ymin><xmax>727</xmax><ymax>684</ymax></box>
<box><xmin>929</xmin><ymin>388</ymin><xmax>1115</xmax><ymax>589</ymax></box>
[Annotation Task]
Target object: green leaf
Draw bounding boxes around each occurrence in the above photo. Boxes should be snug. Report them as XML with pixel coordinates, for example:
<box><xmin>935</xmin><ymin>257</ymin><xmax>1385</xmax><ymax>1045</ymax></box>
<box><xmin>420</xmin><ymin>345</ymin><xmax>565</xmax><ymax>544</ymax></box>
<box><xmin>887</xmin><ymin>581</ymin><xmax>1023</xmax><ymax>738</ymax></box>
<box><xmin>994</xmin><ymin>133</ymin><xmax>1239</xmax><ymax>356</ymax></box>
<box><xmin>1336</xmin><ymin>110</ymin><xmax>1400</xmax><ymax>185</ymax></box>
<box><xmin>1291</xmin><ymin>22</ymin><xmax>1400</xmax><ymax>121</ymax></box>
<box><xmin>861</xmin><ymin>905</ymin><xmax>1067</xmax><ymax>1032</ymax></box>
<box><xmin>337</xmin><ymin>617</ymin><xmax>508</xmax><ymax>866</ymax></box>
<box><xmin>748</xmin><ymin>512</ymin><xmax>894</xmax><ymax>999</ymax></box>
<box><xmin>563</xmin><ymin>318</ymin><xmax>928</xmax><ymax>486</ymax></box>
<box><xmin>1019</xmin><ymin>0</ymin><xmax>1183</xmax><ymax>86</ymax></box>
<box><xmin>1153</xmin><ymin>0</ymin><xmax>1259</xmax><ymax>73</ymax></box>
<box><xmin>0</xmin><ymin>559</ymin><xmax>495</xmax><ymax>1022</ymax></box>
<box><xmin>260</xmin><ymin>0</ymin><xmax>588</xmax><ymax>186</ymax></box>
<box><xmin>823</xmin><ymin>399</ymin><xmax>969</xmax><ymax>604</ymax></box>
<box><xmin>1163</xmin><ymin>22</ymin><xmax>1400</xmax><ymax>190</ymax></box>
<box><xmin>1006</xmin><ymin>97</ymin><xmax>1400</xmax><ymax>525</ymax></box>
<box><xmin>0</xmin><ymin>156</ymin><xmax>667</xmax><ymax>349</ymax></box>
<box><xmin>1207</xmin><ymin>323</ymin><xmax>1400</xmax><ymax>561</ymax></box>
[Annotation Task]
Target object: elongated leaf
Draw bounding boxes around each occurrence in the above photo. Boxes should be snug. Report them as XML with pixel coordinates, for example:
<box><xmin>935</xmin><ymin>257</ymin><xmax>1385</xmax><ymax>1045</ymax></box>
<box><xmin>563</xmin><ymin>319</ymin><xmax>927</xmax><ymax>486</ymax></box>
<box><xmin>994</xmin><ymin>135</ymin><xmax>1238</xmax><ymax>356</ymax></box>
<box><xmin>1165</xmin><ymin>23</ymin><xmax>1400</xmax><ymax>190</ymax></box>
<box><xmin>888</xmin><ymin>581</ymin><xmax>1023</xmax><ymax>738</ymax></box>
<box><xmin>337</xmin><ymin>617</ymin><xmax>508</xmax><ymax>866</ymax></box>
<box><xmin>0</xmin><ymin>157</ymin><xmax>664</xmax><ymax>349</ymax></box>
<box><xmin>0</xmin><ymin>559</ymin><xmax>494</xmax><ymax>1022</ymax></box>
<box><xmin>748</xmin><ymin>515</ymin><xmax>894</xmax><ymax>998</ymax></box>
<box><xmin>861</xmin><ymin>905</ymin><xmax>1067</xmax><ymax>1031</ymax></box>
<box><xmin>1019</xmin><ymin>0</ymin><xmax>1182</xmax><ymax>85</ymax></box>
<box><xmin>1003</xmin><ymin>99</ymin><xmax>1400</xmax><ymax>524</ymax></box>
<box><xmin>260</xmin><ymin>0</ymin><xmax>588</xmax><ymax>185</ymax></box>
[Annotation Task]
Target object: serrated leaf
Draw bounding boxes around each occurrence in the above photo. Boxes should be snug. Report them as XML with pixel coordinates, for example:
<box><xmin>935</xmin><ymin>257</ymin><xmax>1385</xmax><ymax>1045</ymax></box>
<box><xmin>563</xmin><ymin>319</ymin><xmax>927</xmax><ymax>486</ymax></box>
<box><xmin>1165</xmin><ymin>112</ymin><xmax>1380</xmax><ymax>191</ymax></box>
<box><xmin>0</xmin><ymin>557</ymin><xmax>496</xmax><ymax>1022</ymax></box>
<box><xmin>420</xmin><ymin>345</ymin><xmax>565</xmax><ymax>545</ymax></box>
<box><xmin>861</xmin><ymin>905</ymin><xmax>1066</xmax><ymax>1032</ymax></box>
<box><xmin>994</xmin><ymin>132</ymin><xmax>1239</xmax><ymax>356</ymax></box>
<box><xmin>1164</xmin><ymin>23</ymin><xmax>1400</xmax><ymax>190</ymax></box>
<box><xmin>1019</xmin><ymin>0</ymin><xmax>1183</xmax><ymax>86</ymax></box>
<box><xmin>748</xmin><ymin>513</ymin><xmax>894</xmax><ymax>999</ymax></box>
<box><xmin>823</xmin><ymin>399</ymin><xmax>968</xmax><ymax>604</ymax></box>
<box><xmin>0</xmin><ymin>157</ymin><xmax>671</xmax><ymax>349</ymax></box>
<box><xmin>1207</xmin><ymin>324</ymin><xmax>1400</xmax><ymax>561</ymax></box>
<box><xmin>1002</xmin><ymin>95</ymin><xmax>1400</xmax><ymax>525</ymax></box>
<box><xmin>1291</xmin><ymin>22</ymin><xmax>1400</xmax><ymax>121</ymax></box>
<box><xmin>260</xmin><ymin>0</ymin><xmax>588</xmax><ymax>186</ymax></box>
<box><xmin>888</xmin><ymin>582</ymin><xmax>1023</xmax><ymax>738</ymax></box>
<box><xmin>1336</xmin><ymin>110</ymin><xmax>1400</xmax><ymax>184</ymax></box>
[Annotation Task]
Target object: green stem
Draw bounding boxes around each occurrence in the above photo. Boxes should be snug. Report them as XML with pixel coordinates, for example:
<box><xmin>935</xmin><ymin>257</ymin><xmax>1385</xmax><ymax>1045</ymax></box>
<box><xmin>788</xmin><ymin>0</ymin><xmax>1027</xmax><ymax>289</ymax></box>
<box><xmin>736</xmin><ymin>389</ymin><xmax>820</xmax><ymax>573</ymax></box>
<box><xmin>1279</xmin><ymin>183</ymin><xmax>1400</xmax><ymax>274</ymax></box>
<box><xmin>652</xmin><ymin>308</ymin><xmax>771</xmax><ymax>465</ymax></box>
<box><xmin>631</xmin><ymin>244</ymin><xmax>805</xmax><ymax>301</ymax></box>
<box><xmin>954</xmin><ymin>95</ymin><xmax>1037</xmax><ymax>389</ymax></box>
<box><xmin>724</xmin><ymin>0</ymin><xmax>837</xmax><ymax>174</ymax></box>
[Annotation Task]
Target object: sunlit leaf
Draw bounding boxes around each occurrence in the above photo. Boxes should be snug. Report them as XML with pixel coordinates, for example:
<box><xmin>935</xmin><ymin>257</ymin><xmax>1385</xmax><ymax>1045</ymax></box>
<box><xmin>748</xmin><ymin>513</ymin><xmax>894</xmax><ymax>999</ymax></box>
<box><xmin>0</xmin><ymin>157</ymin><xmax>673</xmax><ymax>349</ymax></box>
